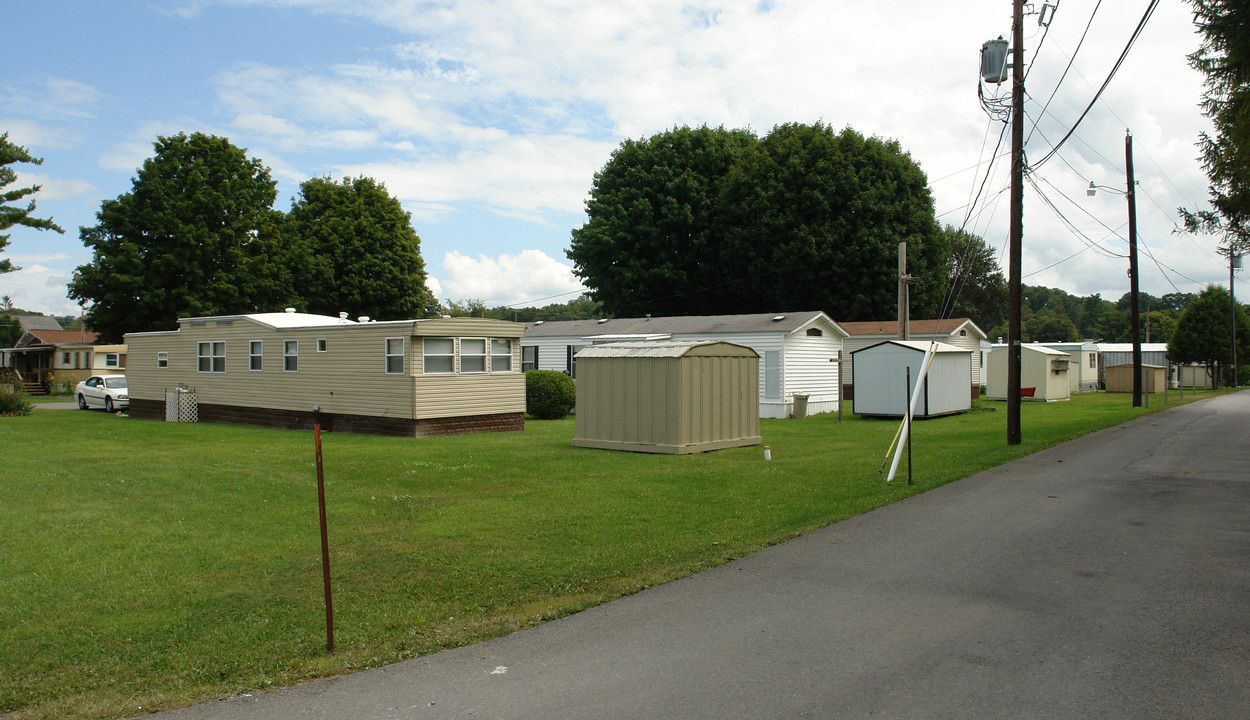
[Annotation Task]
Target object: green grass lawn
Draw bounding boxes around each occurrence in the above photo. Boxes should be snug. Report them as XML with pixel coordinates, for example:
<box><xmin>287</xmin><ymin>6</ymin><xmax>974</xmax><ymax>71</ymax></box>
<box><xmin>0</xmin><ymin>390</ymin><xmax>1230</xmax><ymax>719</ymax></box>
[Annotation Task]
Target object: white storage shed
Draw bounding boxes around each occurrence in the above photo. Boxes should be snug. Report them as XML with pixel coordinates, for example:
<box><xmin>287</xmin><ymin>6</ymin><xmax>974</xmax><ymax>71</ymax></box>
<box><xmin>851</xmin><ymin>341</ymin><xmax>972</xmax><ymax>418</ymax></box>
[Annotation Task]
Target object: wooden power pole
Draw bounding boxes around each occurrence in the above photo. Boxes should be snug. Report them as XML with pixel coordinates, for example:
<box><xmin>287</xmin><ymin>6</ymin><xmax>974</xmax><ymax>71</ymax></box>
<box><xmin>1007</xmin><ymin>0</ymin><xmax>1024</xmax><ymax>445</ymax></box>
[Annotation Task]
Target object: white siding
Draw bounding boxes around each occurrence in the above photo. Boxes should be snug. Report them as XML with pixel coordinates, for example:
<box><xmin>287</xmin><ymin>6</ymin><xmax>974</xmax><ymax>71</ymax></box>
<box><xmin>782</xmin><ymin>330</ymin><xmax>841</xmax><ymax>416</ymax></box>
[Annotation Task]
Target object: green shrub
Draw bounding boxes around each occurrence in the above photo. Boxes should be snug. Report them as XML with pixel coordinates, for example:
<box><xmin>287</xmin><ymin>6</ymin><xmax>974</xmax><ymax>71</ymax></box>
<box><xmin>525</xmin><ymin>370</ymin><xmax>576</xmax><ymax>419</ymax></box>
<box><xmin>0</xmin><ymin>386</ymin><xmax>34</xmax><ymax>416</ymax></box>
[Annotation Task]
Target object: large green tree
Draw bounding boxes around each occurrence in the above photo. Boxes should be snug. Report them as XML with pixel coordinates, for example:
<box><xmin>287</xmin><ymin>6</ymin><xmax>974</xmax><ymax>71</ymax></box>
<box><xmin>942</xmin><ymin>226</ymin><xmax>1007</xmax><ymax>332</ymax></box>
<box><xmin>1168</xmin><ymin>284</ymin><xmax>1250</xmax><ymax>387</ymax></box>
<box><xmin>1182</xmin><ymin>0</ymin><xmax>1250</xmax><ymax>254</ymax></box>
<box><xmin>716</xmin><ymin>123</ymin><xmax>946</xmax><ymax>320</ymax></box>
<box><xmin>567</xmin><ymin>125</ymin><xmax>756</xmax><ymax>316</ymax></box>
<box><xmin>283</xmin><ymin>176</ymin><xmax>430</xmax><ymax>320</ymax></box>
<box><xmin>1</xmin><ymin>133</ymin><xmax>64</xmax><ymax>274</ymax></box>
<box><xmin>69</xmin><ymin>132</ymin><xmax>288</xmax><ymax>342</ymax></box>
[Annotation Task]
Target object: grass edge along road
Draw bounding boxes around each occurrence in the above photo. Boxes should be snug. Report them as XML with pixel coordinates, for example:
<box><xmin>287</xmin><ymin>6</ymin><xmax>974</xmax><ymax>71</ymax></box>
<box><xmin>0</xmin><ymin>390</ymin><xmax>1231</xmax><ymax>720</ymax></box>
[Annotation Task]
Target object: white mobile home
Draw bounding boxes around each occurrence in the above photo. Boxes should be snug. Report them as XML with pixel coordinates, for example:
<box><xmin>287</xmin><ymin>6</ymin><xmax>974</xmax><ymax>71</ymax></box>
<box><xmin>125</xmin><ymin>311</ymin><xmax>526</xmax><ymax>437</ymax></box>
<box><xmin>521</xmin><ymin>312</ymin><xmax>847</xmax><ymax>419</ymax></box>
<box><xmin>851</xmin><ymin>341</ymin><xmax>972</xmax><ymax>418</ymax></box>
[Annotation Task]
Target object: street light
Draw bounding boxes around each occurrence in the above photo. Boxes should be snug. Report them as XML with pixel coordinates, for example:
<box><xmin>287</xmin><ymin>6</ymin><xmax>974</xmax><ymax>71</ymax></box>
<box><xmin>1085</xmin><ymin>130</ymin><xmax>1143</xmax><ymax>407</ymax></box>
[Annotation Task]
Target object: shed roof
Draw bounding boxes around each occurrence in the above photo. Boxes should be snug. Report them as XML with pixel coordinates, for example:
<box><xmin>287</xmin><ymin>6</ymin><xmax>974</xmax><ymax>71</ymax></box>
<box><xmin>575</xmin><ymin>340</ymin><xmax>760</xmax><ymax>359</ymax></box>
<box><xmin>852</xmin><ymin>340</ymin><xmax>967</xmax><ymax>355</ymax></box>
<box><xmin>840</xmin><ymin>317</ymin><xmax>986</xmax><ymax>340</ymax></box>
<box><xmin>525</xmin><ymin>311</ymin><xmax>845</xmax><ymax>338</ymax></box>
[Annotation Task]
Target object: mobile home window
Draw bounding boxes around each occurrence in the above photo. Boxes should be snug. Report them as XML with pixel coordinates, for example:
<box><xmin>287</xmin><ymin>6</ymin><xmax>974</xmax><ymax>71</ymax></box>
<box><xmin>764</xmin><ymin>351</ymin><xmax>781</xmax><ymax>399</ymax></box>
<box><xmin>250</xmin><ymin>341</ymin><xmax>263</xmax><ymax>371</ymax></box>
<box><xmin>461</xmin><ymin>338</ymin><xmax>487</xmax><ymax>373</ymax></box>
<box><xmin>522</xmin><ymin>345</ymin><xmax>538</xmax><ymax>372</ymax></box>
<box><xmin>317</xmin><ymin>338</ymin><xmax>328</xmax><ymax>352</ymax></box>
<box><xmin>63</xmin><ymin>352</ymin><xmax>71</xmax><ymax>365</ymax></box>
<box><xmin>198</xmin><ymin>342</ymin><xmax>225</xmax><ymax>373</ymax></box>
<box><xmin>491</xmin><ymin>338</ymin><xmax>512</xmax><ymax>372</ymax></box>
<box><xmin>157</xmin><ymin>352</ymin><xmax>168</xmax><ymax>369</ymax></box>
<box><xmin>423</xmin><ymin>338</ymin><xmax>455</xmax><ymax>374</ymax></box>
<box><xmin>385</xmin><ymin>337</ymin><xmax>405</xmax><ymax>374</ymax></box>
<box><xmin>105</xmin><ymin>353</ymin><xmax>120</xmax><ymax>368</ymax></box>
<box><xmin>284</xmin><ymin>340</ymin><xmax>298</xmax><ymax>372</ymax></box>
<box><xmin>1089</xmin><ymin>354</ymin><xmax>1096</xmax><ymax>368</ymax></box>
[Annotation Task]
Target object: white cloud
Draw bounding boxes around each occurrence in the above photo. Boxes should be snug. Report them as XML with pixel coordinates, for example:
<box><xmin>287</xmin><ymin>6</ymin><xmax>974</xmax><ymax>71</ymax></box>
<box><xmin>439</xmin><ymin>248</ymin><xmax>584</xmax><ymax>306</ymax></box>
<box><xmin>14</xmin><ymin>173</ymin><xmax>98</xmax><ymax>202</ymax></box>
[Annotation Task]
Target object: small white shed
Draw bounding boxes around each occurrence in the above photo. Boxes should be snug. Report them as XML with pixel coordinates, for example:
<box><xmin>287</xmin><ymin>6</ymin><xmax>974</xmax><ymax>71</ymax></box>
<box><xmin>986</xmin><ymin>345</ymin><xmax>1071</xmax><ymax>402</ymax></box>
<box><xmin>851</xmin><ymin>341</ymin><xmax>972</xmax><ymax>418</ymax></box>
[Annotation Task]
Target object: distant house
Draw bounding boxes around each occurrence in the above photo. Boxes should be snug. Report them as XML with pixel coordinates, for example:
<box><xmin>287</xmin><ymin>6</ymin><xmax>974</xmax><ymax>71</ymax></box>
<box><xmin>0</xmin><ymin>322</ymin><xmax>103</xmax><ymax>394</ymax></box>
<box><xmin>124</xmin><ymin>310</ymin><xmax>525</xmax><ymax>437</ymax></box>
<box><xmin>521</xmin><ymin>312</ymin><xmax>848</xmax><ymax>419</ymax></box>
<box><xmin>839</xmin><ymin>318</ymin><xmax>987</xmax><ymax>399</ymax></box>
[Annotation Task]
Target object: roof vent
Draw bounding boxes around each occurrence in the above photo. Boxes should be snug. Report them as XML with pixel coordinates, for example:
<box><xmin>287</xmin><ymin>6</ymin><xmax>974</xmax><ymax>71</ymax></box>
<box><xmin>284</xmin><ymin>307</ymin><xmax>297</xmax><ymax>314</ymax></box>
<box><xmin>597</xmin><ymin>318</ymin><xmax>608</xmax><ymax>324</ymax></box>
<box><xmin>773</xmin><ymin>315</ymin><xmax>785</xmax><ymax>322</ymax></box>
<box><xmin>646</xmin><ymin>314</ymin><xmax>651</xmax><ymax>321</ymax></box>
<box><xmin>339</xmin><ymin>312</ymin><xmax>349</xmax><ymax>320</ymax></box>
<box><xmin>358</xmin><ymin>316</ymin><xmax>370</xmax><ymax>323</ymax></box>
<box><xmin>535</xmin><ymin>320</ymin><xmax>544</xmax><ymax>325</ymax></box>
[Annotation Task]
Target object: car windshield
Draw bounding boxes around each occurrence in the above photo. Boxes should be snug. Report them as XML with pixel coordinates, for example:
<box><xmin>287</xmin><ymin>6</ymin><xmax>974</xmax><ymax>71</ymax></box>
<box><xmin>104</xmin><ymin>377</ymin><xmax>127</xmax><ymax>389</ymax></box>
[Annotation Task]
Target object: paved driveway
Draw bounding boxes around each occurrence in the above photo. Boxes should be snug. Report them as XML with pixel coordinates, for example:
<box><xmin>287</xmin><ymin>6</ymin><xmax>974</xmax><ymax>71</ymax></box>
<box><xmin>148</xmin><ymin>392</ymin><xmax>1250</xmax><ymax>720</ymax></box>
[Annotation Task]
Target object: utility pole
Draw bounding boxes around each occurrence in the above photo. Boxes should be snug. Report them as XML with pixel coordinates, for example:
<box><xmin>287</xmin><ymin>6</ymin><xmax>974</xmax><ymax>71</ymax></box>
<box><xmin>1232</xmin><ymin>250</ymin><xmax>1240</xmax><ymax>387</ymax></box>
<box><xmin>1007</xmin><ymin>0</ymin><xmax>1024</xmax><ymax>445</ymax></box>
<box><xmin>1125</xmin><ymin>130</ymin><xmax>1142</xmax><ymax>407</ymax></box>
<box><xmin>898</xmin><ymin>241</ymin><xmax>910</xmax><ymax>340</ymax></box>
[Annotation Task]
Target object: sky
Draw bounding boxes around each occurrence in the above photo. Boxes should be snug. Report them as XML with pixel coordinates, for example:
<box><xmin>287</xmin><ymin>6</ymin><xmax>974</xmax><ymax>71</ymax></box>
<box><xmin>1</xmin><ymin>0</ymin><xmax>1235</xmax><ymax>321</ymax></box>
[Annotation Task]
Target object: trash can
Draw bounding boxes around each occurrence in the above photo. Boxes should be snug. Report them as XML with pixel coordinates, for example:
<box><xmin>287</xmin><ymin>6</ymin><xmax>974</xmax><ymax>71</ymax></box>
<box><xmin>793</xmin><ymin>393</ymin><xmax>809</xmax><ymax>419</ymax></box>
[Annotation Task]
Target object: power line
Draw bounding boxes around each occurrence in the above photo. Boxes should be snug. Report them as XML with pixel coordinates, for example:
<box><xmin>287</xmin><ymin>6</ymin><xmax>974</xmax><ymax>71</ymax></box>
<box><xmin>1026</xmin><ymin>0</ymin><xmax>1099</xmax><ymax>146</ymax></box>
<box><xmin>1031</xmin><ymin>0</ymin><xmax>1160</xmax><ymax>171</ymax></box>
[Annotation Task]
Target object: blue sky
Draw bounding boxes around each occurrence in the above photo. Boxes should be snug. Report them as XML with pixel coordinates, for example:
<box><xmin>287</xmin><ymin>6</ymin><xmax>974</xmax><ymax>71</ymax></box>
<box><xmin>1</xmin><ymin>0</ymin><xmax>1232</xmax><ymax>319</ymax></box>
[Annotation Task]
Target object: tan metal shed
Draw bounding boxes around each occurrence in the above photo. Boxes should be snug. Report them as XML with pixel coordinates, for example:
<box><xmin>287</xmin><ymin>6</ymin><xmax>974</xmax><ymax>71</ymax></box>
<box><xmin>572</xmin><ymin>341</ymin><xmax>762</xmax><ymax>454</ymax></box>
<box><xmin>1104</xmin><ymin>363</ymin><xmax>1167</xmax><ymax>393</ymax></box>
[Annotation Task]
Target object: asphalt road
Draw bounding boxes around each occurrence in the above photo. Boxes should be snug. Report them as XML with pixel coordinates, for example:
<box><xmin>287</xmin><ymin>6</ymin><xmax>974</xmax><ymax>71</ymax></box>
<box><xmin>146</xmin><ymin>391</ymin><xmax>1250</xmax><ymax>720</ymax></box>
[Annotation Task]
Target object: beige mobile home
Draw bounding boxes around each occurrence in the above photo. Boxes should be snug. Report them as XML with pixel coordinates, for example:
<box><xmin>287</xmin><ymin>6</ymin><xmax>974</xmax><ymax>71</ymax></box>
<box><xmin>986</xmin><ymin>345</ymin><xmax>1071</xmax><ymax>402</ymax></box>
<box><xmin>572</xmin><ymin>341</ymin><xmax>762</xmax><ymax>454</ymax></box>
<box><xmin>124</xmin><ymin>311</ymin><xmax>525</xmax><ymax>437</ymax></box>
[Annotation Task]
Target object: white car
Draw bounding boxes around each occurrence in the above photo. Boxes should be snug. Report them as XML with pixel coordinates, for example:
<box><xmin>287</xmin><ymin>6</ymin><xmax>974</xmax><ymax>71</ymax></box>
<box><xmin>76</xmin><ymin>375</ymin><xmax>129</xmax><ymax>412</ymax></box>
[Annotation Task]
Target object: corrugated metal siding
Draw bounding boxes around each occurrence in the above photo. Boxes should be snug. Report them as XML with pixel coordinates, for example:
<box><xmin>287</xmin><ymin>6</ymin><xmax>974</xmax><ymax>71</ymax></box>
<box><xmin>574</xmin><ymin>351</ymin><xmax>758</xmax><ymax>451</ymax></box>
<box><xmin>670</xmin><ymin>332</ymin><xmax>782</xmax><ymax>417</ymax></box>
